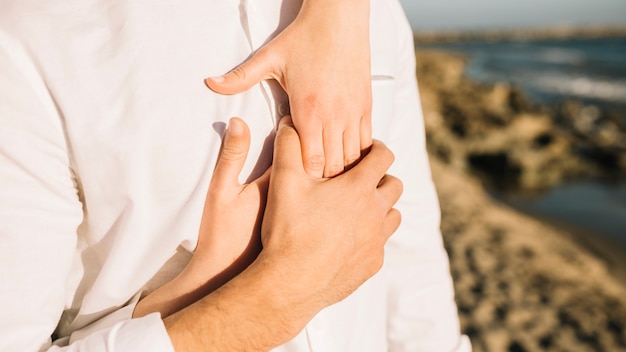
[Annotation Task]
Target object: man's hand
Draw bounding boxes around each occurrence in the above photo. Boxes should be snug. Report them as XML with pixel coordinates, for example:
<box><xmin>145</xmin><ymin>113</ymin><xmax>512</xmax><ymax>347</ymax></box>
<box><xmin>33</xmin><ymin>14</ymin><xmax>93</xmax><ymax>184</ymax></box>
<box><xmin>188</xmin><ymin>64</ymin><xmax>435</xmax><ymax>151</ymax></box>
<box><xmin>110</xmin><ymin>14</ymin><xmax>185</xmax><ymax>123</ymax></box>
<box><xmin>163</xmin><ymin>117</ymin><xmax>402</xmax><ymax>351</ymax></box>
<box><xmin>205</xmin><ymin>0</ymin><xmax>372</xmax><ymax>178</ymax></box>
<box><xmin>260</xmin><ymin>116</ymin><xmax>402</xmax><ymax>311</ymax></box>
<box><xmin>134</xmin><ymin>118</ymin><xmax>268</xmax><ymax>319</ymax></box>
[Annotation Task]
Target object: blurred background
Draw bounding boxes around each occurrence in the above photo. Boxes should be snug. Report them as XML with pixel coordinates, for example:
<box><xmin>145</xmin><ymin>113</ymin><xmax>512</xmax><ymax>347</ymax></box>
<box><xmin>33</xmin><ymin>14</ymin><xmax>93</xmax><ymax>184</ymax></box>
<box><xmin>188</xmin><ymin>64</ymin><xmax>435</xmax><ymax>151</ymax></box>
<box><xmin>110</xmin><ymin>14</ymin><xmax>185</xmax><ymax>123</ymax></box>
<box><xmin>398</xmin><ymin>1</ymin><xmax>626</xmax><ymax>351</ymax></box>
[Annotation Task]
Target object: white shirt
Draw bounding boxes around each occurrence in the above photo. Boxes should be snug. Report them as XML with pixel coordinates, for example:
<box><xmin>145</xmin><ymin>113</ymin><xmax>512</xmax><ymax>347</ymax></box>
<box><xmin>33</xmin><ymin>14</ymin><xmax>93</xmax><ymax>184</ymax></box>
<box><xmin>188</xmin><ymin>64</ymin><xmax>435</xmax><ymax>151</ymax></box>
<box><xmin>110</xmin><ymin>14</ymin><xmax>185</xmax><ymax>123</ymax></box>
<box><xmin>0</xmin><ymin>0</ymin><xmax>470</xmax><ymax>351</ymax></box>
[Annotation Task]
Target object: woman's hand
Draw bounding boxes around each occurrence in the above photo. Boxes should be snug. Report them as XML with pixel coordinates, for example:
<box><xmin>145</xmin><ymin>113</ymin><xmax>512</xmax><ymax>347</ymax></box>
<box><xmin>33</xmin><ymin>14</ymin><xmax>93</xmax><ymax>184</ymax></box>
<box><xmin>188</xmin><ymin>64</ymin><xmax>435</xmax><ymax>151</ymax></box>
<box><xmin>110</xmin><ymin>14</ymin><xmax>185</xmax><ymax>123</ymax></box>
<box><xmin>163</xmin><ymin>117</ymin><xmax>402</xmax><ymax>352</ymax></box>
<box><xmin>134</xmin><ymin>118</ymin><xmax>268</xmax><ymax>319</ymax></box>
<box><xmin>206</xmin><ymin>0</ymin><xmax>372</xmax><ymax>178</ymax></box>
<box><xmin>193</xmin><ymin>117</ymin><xmax>268</xmax><ymax>276</ymax></box>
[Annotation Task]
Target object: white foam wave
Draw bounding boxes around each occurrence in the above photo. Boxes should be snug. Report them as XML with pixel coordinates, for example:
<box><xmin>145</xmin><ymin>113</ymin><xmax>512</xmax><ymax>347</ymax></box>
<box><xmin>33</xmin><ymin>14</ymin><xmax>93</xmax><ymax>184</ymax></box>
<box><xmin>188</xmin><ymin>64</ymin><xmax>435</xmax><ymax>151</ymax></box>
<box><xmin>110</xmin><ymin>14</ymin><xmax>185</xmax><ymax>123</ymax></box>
<box><xmin>535</xmin><ymin>48</ymin><xmax>587</xmax><ymax>65</ymax></box>
<box><xmin>487</xmin><ymin>47</ymin><xmax>587</xmax><ymax>65</ymax></box>
<box><xmin>528</xmin><ymin>73</ymin><xmax>626</xmax><ymax>103</ymax></box>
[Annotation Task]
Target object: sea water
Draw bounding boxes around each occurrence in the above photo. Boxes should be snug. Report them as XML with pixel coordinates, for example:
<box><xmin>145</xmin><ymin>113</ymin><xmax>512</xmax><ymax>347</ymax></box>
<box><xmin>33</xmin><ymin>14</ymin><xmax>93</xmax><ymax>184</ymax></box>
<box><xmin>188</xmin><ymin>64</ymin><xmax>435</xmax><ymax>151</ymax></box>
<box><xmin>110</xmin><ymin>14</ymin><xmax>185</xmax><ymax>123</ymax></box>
<box><xmin>421</xmin><ymin>37</ymin><xmax>626</xmax><ymax>244</ymax></box>
<box><xmin>422</xmin><ymin>37</ymin><xmax>626</xmax><ymax>112</ymax></box>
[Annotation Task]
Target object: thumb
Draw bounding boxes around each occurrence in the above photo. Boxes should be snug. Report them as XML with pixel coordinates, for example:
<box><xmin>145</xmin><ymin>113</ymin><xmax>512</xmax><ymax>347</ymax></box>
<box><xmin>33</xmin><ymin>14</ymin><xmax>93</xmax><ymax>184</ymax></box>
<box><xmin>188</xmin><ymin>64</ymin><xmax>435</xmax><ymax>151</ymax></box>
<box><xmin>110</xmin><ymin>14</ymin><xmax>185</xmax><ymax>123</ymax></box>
<box><xmin>205</xmin><ymin>49</ymin><xmax>277</xmax><ymax>95</ymax></box>
<box><xmin>272</xmin><ymin>116</ymin><xmax>305</xmax><ymax>174</ymax></box>
<box><xmin>211</xmin><ymin>118</ymin><xmax>251</xmax><ymax>190</ymax></box>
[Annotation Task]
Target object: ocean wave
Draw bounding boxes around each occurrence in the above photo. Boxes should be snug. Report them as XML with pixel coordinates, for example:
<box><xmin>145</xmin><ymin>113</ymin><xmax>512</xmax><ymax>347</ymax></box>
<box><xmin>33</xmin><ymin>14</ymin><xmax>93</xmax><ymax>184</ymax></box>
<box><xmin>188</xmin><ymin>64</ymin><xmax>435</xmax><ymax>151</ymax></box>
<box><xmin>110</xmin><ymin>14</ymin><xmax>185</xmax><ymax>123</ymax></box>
<box><xmin>475</xmin><ymin>47</ymin><xmax>587</xmax><ymax>66</ymax></box>
<box><xmin>535</xmin><ymin>48</ymin><xmax>587</xmax><ymax>65</ymax></box>
<box><xmin>527</xmin><ymin>73</ymin><xmax>626</xmax><ymax>103</ymax></box>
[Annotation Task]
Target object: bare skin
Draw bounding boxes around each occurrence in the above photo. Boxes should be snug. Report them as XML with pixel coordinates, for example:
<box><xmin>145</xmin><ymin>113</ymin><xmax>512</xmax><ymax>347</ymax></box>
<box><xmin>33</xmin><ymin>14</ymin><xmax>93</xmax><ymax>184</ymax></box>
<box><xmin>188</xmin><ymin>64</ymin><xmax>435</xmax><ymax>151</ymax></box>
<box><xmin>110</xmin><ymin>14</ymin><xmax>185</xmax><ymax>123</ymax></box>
<box><xmin>206</xmin><ymin>0</ymin><xmax>372</xmax><ymax>178</ymax></box>
<box><xmin>137</xmin><ymin>117</ymin><xmax>402</xmax><ymax>351</ymax></box>
<box><xmin>134</xmin><ymin>118</ymin><xmax>268</xmax><ymax>319</ymax></box>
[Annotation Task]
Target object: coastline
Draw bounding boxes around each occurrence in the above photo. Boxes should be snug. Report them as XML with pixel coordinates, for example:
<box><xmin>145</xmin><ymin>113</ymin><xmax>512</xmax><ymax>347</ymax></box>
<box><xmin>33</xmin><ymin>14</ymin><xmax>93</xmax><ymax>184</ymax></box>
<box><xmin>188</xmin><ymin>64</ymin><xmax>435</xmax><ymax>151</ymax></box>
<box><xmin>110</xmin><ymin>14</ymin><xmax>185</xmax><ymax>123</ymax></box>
<box><xmin>416</xmin><ymin>47</ymin><xmax>626</xmax><ymax>351</ymax></box>
<box><xmin>430</xmin><ymin>157</ymin><xmax>626</xmax><ymax>351</ymax></box>
<box><xmin>413</xmin><ymin>25</ymin><xmax>626</xmax><ymax>44</ymax></box>
<box><xmin>524</xmin><ymin>211</ymin><xmax>626</xmax><ymax>284</ymax></box>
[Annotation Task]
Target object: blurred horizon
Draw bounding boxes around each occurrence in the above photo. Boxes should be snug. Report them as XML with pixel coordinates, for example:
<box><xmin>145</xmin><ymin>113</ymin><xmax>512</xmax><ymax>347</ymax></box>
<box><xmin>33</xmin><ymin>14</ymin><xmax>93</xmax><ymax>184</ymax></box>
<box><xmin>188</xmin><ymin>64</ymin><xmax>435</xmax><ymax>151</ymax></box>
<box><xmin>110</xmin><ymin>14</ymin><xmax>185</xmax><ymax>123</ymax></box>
<box><xmin>399</xmin><ymin>0</ymin><xmax>626</xmax><ymax>31</ymax></box>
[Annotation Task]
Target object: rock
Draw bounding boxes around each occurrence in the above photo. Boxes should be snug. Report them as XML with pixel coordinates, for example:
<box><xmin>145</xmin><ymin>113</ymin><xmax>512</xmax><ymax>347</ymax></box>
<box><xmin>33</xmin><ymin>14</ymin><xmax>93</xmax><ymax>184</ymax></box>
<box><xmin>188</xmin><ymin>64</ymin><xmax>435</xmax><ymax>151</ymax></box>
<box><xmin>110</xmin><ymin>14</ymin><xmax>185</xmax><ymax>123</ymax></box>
<box><xmin>417</xmin><ymin>49</ymin><xmax>626</xmax><ymax>352</ymax></box>
<box><xmin>415</xmin><ymin>50</ymin><xmax>626</xmax><ymax>192</ymax></box>
<box><xmin>430</xmin><ymin>158</ymin><xmax>626</xmax><ymax>352</ymax></box>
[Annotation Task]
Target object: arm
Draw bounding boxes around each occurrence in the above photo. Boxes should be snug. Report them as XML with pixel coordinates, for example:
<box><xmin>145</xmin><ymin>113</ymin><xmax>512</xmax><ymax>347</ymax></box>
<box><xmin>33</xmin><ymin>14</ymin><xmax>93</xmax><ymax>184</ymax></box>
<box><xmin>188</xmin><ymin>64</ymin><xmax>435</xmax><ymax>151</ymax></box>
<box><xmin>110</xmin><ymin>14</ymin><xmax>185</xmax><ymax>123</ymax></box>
<box><xmin>205</xmin><ymin>0</ymin><xmax>372</xmax><ymax>178</ymax></box>
<box><xmin>0</xmin><ymin>8</ymin><xmax>397</xmax><ymax>351</ymax></box>
<box><xmin>133</xmin><ymin>118</ymin><xmax>268</xmax><ymax>319</ymax></box>
<box><xmin>0</xmin><ymin>31</ymin><xmax>175</xmax><ymax>352</ymax></box>
<box><xmin>164</xmin><ymin>118</ymin><xmax>403</xmax><ymax>351</ymax></box>
<box><xmin>0</xmin><ymin>40</ymin><xmax>80</xmax><ymax>352</ymax></box>
<box><xmin>1</xmin><ymin>40</ymin><xmax>399</xmax><ymax>351</ymax></box>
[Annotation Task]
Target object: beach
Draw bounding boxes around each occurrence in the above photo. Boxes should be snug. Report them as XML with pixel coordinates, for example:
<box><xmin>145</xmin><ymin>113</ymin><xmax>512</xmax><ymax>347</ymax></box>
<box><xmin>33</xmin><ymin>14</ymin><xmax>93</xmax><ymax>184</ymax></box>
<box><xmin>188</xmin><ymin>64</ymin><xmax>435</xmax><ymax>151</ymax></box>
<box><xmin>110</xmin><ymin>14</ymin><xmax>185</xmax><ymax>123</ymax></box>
<box><xmin>416</xmin><ymin>49</ymin><xmax>626</xmax><ymax>351</ymax></box>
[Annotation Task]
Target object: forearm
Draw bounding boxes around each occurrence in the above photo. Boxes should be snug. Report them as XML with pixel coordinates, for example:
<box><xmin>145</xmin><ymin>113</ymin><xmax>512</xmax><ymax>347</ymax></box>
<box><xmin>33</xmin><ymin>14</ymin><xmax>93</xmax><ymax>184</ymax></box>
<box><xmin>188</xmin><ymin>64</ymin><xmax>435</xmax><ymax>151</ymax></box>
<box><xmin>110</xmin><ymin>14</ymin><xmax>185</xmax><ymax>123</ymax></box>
<box><xmin>163</xmin><ymin>253</ymin><xmax>318</xmax><ymax>352</ymax></box>
<box><xmin>133</xmin><ymin>265</ymin><xmax>210</xmax><ymax>319</ymax></box>
<box><xmin>134</xmin><ymin>245</ymin><xmax>260</xmax><ymax>319</ymax></box>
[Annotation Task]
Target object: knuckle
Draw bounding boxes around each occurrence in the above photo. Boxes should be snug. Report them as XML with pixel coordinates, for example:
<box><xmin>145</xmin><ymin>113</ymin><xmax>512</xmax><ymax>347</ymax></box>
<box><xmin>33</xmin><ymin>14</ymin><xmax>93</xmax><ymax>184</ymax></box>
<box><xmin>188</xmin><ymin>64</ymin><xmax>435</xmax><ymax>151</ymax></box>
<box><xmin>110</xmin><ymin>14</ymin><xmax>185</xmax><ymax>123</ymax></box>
<box><xmin>325</xmin><ymin>163</ymin><xmax>344</xmax><ymax>177</ymax></box>
<box><xmin>230</xmin><ymin>65</ymin><xmax>247</xmax><ymax>81</ymax></box>
<box><xmin>396</xmin><ymin>178</ymin><xmax>404</xmax><ymax>196</ymax></box>
<box><xmin>387</xmin><ymin>209</ymin><xmax>402</xmax><ymax>234</ymax></box>
<box><xmin>331</xmin><ymin>99</ymin><xmax>350</xmax><ymax>117</ymax></box>
<box><xmin>301</xmin><ymin>95</ymin><xmax>330</xmax><ymax>122</ymax></box>
<box><xmin>297</xmin><ymin>95</ymin><xmax>350</xmax><ymax>127</ymax></box>
<box><xmin>379</xmin><ymin>142</ymin><xmax>395</xmax><ymax>164</ymax></box>
<box><xmin>304</xmin><ymin>154</ymin><xmax>325</xmax><ymax>172</ymax></box>
<box><xmin>387</xmin><ymin>175</ymin><xmax>403</xmax><ymax>195</ymax></box>
<box><xmin>220</xmin><ymin>145</ymin><xmax>246</xmax><ymax>161</ymax></box>
<box><xmin>367</xmin><ymin>250</ymin><xmax>385</xmax><ymax>275</ymax></box>
<box><xmin>390</xmin><ymin>208</ymin><xmax>402</xmax><ymax>224</ymax></box>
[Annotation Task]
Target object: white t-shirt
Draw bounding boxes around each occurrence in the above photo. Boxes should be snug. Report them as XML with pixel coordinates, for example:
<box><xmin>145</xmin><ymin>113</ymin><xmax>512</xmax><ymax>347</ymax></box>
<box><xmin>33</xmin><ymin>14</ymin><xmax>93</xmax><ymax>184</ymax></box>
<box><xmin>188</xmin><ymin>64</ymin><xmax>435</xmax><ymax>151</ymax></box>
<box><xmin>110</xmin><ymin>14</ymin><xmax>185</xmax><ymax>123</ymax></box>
<box><xmin>0</xmin><ymin>0</ymin><xmax>470</xmax><ymax>350</ymax></box>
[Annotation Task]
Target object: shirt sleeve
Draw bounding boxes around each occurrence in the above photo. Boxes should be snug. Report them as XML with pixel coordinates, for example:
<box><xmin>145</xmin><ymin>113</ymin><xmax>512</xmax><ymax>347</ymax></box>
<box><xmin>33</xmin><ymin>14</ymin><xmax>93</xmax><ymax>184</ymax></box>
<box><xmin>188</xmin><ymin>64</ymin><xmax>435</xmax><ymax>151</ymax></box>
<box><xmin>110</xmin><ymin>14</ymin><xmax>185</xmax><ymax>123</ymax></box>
<box><xmin>381</xmin><ymin>1</ymin><xmax>472</xmax><ymax>351</ymax></box>
<box><xmin>0</xmin><ymin>30</ymin><xmax>174</xmax><ymax>352</ymax></box>
<box><xmin>48</xmin><ymin>312</ymin><xmax>174</xmax><ymax>352</ymax></box>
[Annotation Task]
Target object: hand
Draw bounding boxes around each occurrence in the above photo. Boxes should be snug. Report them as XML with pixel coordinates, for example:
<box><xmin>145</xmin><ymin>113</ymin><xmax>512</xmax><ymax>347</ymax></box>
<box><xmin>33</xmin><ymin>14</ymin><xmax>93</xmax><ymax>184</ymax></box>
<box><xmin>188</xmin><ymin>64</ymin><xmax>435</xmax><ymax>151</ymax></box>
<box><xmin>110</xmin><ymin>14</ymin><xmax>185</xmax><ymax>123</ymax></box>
<box><xmin>259</xmin><ymin>117</ymin><xmax>402</xmax><ymax>310</ymax></box>
<box><xmin>206</xmin><ymin>0</ymin><xmax>372</xmax><ymax>178</ymax></box>
<box><xmin>163</xmin><ymin>117</ymin><xmax>402</xmax><ymax>352</ymax></box>
<box><xmin>192</xmin><ymin>117</ymin><xmax>269</xmax><ymax>276</ymax></box>
<box><xmin>134</xmin><ymin>118</ymin><xmax>268</xmax><ymax>319</ymax></box>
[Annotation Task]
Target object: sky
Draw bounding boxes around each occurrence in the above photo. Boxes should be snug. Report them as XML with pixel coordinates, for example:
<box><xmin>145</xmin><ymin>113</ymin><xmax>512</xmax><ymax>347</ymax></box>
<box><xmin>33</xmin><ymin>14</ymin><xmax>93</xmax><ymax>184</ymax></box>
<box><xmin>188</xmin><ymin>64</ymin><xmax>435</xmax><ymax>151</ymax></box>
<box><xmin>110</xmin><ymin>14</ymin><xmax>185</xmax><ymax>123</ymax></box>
<box><xmin>399</xmin><ymin>0</ymin><xmax>626</xmax><ymax>31</ymax></box>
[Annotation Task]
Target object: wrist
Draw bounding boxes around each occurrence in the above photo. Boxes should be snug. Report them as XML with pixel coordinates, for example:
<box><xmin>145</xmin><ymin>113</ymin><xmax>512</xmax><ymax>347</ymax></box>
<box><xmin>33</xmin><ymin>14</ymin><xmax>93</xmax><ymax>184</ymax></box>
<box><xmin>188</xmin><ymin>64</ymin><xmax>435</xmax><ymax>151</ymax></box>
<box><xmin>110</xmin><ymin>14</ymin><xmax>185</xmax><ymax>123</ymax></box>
<box><xmin>300</xmin><ymin>0</ymin><xmax>369</xmax><ymax>22</ymax></box>
<box><xmin>164</xmin><ymin>253</ymin><xmax>318</xmax><ymax>351</ymax></box>
<box><xmin>245</xmin><ymin>252</ymin><xmax>322</xmax><ymax>335</ymax></box>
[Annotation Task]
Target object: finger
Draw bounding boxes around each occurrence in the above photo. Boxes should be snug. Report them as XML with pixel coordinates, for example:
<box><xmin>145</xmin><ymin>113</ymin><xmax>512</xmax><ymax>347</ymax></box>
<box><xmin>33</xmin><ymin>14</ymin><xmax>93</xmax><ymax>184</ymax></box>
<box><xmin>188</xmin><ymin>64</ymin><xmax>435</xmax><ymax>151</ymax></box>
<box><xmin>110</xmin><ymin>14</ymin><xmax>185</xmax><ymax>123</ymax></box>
<box><xmin>322</xmin><ymin>127</ymin><xmax>345</xmax><ymax>178</ymax></box>
<box><xmin>297</xmin><ymin>119</ymin><xmax>325</xmax><ymax>178</ymax></box>
<box><xmin>343</xmin><ymin>125</ymin><xmax>361</xmax><ymax>171</ymax></box>
<box><xmin>273</xmin><ymin>116</ymin><xmax>306</xmax><ymax>174</ymax></box>
<box><xmin>211</xmin><ymin>118</ymin><xmax>251</xmax><ymax>190</ymax></box>
<box><xmin>360</xmin><ymin>111</ymin><xmax>373</xmax><ymax>151</ymax></box>
<box><xmin>376</xmin><ymin>174</ymin><xmax>403</xmax><ymax>209</ymax></box>
<box><xmin>205</xmin><ymin>48</ymin><xmax>278</xmax><ymax>95</ymax></box>
<box><xmin>350</xmin><ymin>140</ymin><xmax>394</xmax><ymax>184</ymax></box>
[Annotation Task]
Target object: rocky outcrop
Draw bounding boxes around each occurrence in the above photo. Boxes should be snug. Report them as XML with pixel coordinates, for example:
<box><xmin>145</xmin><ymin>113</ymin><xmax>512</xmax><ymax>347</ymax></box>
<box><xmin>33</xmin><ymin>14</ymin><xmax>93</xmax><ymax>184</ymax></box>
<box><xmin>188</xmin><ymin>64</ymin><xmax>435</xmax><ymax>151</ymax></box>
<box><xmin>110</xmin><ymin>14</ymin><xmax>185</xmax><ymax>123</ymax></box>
<box><xmin>416</xmin><ymin>50</ymin><xmax>626</xmax><ymax>193</ymax></box>
<box><xmin>417</xmin><ymin>50</ymin><xmax>626</xmax><ymax>351</ymax></box>
<box><xmin>431</xmin><ymin>158</ymin><xmax>626</xmax><ymax>352</ymax></box>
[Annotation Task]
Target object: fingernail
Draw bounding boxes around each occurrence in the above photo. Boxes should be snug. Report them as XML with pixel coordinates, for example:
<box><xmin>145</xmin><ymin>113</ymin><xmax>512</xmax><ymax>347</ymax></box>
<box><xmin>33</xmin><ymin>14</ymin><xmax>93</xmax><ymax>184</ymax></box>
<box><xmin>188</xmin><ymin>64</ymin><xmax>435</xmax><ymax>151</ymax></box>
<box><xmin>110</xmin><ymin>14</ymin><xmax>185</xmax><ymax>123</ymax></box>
<box><xmin>207</xmin><ymin>75</ymin><xmax>225</xmax><ymax>83</ymax></box>
<box><xmin>228</xmin><ymin>118</ymin><xmax>244</xmax><ymax>136</ymax></box>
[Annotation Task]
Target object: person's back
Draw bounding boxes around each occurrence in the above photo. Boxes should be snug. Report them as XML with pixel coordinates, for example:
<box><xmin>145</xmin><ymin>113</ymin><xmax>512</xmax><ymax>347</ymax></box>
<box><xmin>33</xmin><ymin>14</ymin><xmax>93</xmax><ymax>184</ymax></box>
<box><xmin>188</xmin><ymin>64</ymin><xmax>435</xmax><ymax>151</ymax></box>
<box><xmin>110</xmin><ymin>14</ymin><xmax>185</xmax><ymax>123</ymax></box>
<box><xmin>0</xmin><ymin>0</ymin><xmax>469</xmax><ymax>350</ymax></box>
